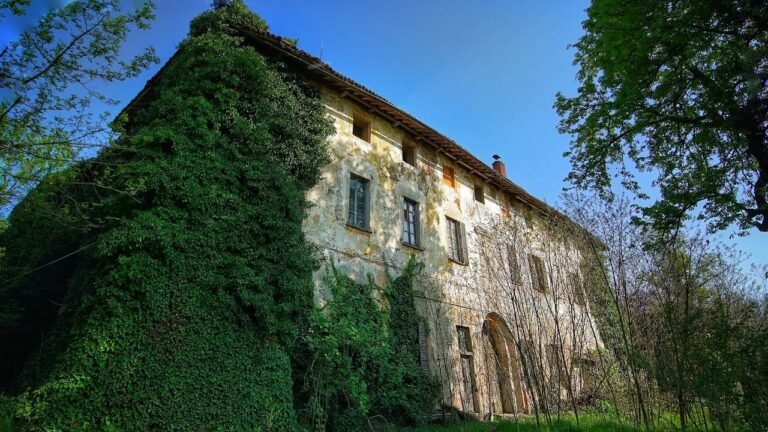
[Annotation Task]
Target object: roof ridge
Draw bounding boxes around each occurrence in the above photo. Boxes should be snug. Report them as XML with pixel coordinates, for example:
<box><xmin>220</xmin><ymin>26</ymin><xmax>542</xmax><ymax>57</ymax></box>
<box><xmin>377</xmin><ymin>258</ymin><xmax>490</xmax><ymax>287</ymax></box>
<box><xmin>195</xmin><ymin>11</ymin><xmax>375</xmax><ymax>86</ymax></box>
<box><xmin>119</xmin><ymin>24</ymin><xmax>603</xmax><ymax>248</ymax></box>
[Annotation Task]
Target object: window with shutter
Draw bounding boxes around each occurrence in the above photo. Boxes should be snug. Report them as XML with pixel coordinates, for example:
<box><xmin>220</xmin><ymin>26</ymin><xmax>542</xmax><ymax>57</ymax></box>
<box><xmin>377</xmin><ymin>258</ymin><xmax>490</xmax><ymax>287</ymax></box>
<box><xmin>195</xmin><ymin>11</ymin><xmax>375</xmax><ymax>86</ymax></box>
<box><xmin>458</xmin><ymin>222</ymin><xmax>467</xmax><ymax>264</ymax></box>
<box><xmin>402</xmin><ymin>198</ymin><xmax>420</xmax><ymax>247</ymax></box>
<box><xmin>571</xmin><ymin>273</ymin><xmax>586</xmax><ymax>306</ymax></box>
<box><xmin>528</xmin><ymin>254</ymin><xmax>548</xmax><ymax>293</ymax></box>
<box><xmin>446</xmin><ymin>217</ymin><xmax>467</xmax><ymax>264</ymax></box>
<box><xmin>508</xmin><ymin>244</ymin><xmax>522</xmax><ymax>284</ymax></box>
<box><xmin>347</xmin><ymin>174</ymin><xmax>369</xmax><ymax>230</ymax></box>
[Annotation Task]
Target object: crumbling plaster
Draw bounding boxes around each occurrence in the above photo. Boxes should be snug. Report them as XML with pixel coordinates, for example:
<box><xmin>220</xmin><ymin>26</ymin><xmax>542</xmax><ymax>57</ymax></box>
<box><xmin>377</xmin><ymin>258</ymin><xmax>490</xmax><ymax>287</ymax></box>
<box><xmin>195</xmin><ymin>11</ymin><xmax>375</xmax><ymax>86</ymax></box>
<box><xmin>302</xmin><ymin>87</ymin><xmax>602</xmax><ymax>416</ymax></box>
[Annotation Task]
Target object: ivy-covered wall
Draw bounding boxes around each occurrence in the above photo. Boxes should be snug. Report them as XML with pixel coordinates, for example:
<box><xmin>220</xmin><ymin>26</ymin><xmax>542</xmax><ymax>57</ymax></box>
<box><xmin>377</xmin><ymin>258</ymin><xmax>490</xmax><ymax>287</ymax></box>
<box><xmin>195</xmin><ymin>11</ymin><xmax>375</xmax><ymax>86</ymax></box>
<box><xmin>1</xmin><ymin>2</ymin><xmax>332</xmax><ymax>430</ymax></box>
<box><xmin>296</xmin><ymin>259</ymin><xmax>438</xmax><ymax>431</ymax></box>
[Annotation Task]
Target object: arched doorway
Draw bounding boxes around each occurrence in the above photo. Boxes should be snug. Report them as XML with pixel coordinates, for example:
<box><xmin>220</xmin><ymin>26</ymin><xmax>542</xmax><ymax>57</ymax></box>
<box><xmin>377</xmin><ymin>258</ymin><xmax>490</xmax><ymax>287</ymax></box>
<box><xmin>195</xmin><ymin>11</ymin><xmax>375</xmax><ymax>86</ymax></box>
<box><xmin>482</xmin><ymin>313</ymin><xmax>527</xmax><ymax>415</ymax></box>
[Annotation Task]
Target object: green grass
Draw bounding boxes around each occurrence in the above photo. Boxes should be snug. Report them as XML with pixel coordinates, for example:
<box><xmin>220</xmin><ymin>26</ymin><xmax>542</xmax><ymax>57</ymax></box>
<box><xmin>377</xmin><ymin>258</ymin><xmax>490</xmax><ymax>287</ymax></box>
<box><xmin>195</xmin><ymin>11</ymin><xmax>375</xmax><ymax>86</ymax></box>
<box><xmin>400</xmin><ymin>413</ymin><xmax>677</xmax><ymax>432</ymax></box>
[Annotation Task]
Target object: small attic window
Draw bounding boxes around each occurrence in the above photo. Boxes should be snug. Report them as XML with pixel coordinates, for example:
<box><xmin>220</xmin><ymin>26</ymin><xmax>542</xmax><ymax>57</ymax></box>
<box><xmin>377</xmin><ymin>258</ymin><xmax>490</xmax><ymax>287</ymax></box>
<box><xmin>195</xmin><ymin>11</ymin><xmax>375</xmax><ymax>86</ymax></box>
<box><xmin>474</xmin><ymin>184</ymin><xmax>485</xmax><ymax>203</ymax></box>
<box><xmin>352</xmin><ymin>115</ymin><xmax>370</xmax><ymax>142</ymax></box>
<box><xmin>402</xmin><ymin>143</ymin><xmax>416</xmax><ymax>166</ymax></box>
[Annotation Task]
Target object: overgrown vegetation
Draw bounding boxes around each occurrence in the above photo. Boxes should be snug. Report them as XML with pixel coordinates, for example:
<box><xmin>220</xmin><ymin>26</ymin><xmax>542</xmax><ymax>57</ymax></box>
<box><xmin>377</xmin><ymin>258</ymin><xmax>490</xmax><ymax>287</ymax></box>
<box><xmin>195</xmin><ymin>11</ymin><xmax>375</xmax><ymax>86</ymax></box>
<box><xmin>561</xmin><ymin>192</ymin><xmax>768</xmax><ymax>431</ymax></box>
<box><xmin>296</xmin><ymin>259</ymin><xmax>438</xmax><ymax>431</ymax></box>
<box><xmin>0</xmin><ymin>2</ymin><xmax>332</xmax><ymax>429</ymax></box>
<box><xmin>401</xmin><ymin>413</ymin><xmax>660</xmax><ymax>432</ymax></box>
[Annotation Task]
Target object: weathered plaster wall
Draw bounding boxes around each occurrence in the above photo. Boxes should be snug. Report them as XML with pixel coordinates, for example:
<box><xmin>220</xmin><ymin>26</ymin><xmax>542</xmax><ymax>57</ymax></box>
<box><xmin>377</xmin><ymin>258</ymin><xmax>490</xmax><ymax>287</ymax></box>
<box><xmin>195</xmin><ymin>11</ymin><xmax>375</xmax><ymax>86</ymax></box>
<box><xmin>303</xmin><ymin>87</ymin><xmax>602</xmax><ymax>417</ymax></box>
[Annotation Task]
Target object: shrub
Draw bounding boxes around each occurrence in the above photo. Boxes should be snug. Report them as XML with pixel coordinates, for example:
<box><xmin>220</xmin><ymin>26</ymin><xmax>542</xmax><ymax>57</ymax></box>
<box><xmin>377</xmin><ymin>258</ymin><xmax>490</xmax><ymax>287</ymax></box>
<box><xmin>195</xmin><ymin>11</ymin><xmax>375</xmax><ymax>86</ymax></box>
<box><xmin>297</xmin><ymin>259</ymin><xmax>439</xmax><ymax>431</ymax></box>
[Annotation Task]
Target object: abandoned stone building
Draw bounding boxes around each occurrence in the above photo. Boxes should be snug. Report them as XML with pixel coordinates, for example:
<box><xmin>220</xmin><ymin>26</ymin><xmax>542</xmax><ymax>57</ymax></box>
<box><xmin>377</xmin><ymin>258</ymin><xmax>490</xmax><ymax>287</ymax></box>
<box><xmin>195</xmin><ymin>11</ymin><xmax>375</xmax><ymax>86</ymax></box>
<box><xmin>247</xmin><ymin>30</ymin><xmax>605</xmax><ymax>418</ymax></box>
<box><xmin>133</xmin><ymin>27</ymin><xmax>604</xmax><ymax>419</ymax></box>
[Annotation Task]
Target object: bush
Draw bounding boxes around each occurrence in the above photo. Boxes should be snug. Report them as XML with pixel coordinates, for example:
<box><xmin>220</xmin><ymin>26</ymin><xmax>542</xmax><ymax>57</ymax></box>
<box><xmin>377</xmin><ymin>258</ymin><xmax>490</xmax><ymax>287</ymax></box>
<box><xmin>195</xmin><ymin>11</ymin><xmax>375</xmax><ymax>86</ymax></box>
<box><xmin>296</xmin><ymin>259</ymin><xmax>439</xmax><ymax>431</ymax></box>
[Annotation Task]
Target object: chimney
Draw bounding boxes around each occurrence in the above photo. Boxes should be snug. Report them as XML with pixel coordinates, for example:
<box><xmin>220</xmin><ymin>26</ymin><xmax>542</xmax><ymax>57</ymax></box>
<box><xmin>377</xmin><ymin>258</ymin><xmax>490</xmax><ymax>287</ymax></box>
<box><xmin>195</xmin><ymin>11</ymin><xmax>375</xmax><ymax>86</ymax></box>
<box><xmin>492</xmin><ymin>154</ymin><xmax>506</xmax><ymax>177</ymax></box>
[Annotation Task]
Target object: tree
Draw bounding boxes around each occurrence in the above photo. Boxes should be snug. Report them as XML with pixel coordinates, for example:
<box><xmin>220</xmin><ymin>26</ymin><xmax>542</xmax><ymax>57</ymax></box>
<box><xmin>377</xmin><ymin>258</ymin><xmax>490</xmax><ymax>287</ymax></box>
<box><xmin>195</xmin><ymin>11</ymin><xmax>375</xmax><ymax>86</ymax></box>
<box><xmin>562</xmin><ymin>190</ymin><xmax>768</xmax><ymax>431</ymax></box>
<box><xmin>555</xmin><ymin>0</ymin><xmax>768</xmax><ymax>234</ymax></box>
<box><xmin>0</xmin><ymin>0</ymin><xmax>157</xmax><ymax>209</ymax></box>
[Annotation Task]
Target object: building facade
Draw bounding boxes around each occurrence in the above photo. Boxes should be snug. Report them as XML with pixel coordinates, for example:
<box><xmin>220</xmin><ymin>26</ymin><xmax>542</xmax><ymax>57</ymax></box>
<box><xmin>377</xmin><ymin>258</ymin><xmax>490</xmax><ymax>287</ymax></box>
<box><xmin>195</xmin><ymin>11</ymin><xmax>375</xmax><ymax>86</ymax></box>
<box><xmin>128</xmin><ymin>27</ymin><xmax>604</xmax><ymax>420</ymax></box>
<box><xmin>303</xmin><ymin>85</ymin><xmax>602</xmax><ymax>418</ymax></box>
<box><xmin>248</xmin><ymin>33</ymin><xmax>607</xmax><ymax>418</ymax></box>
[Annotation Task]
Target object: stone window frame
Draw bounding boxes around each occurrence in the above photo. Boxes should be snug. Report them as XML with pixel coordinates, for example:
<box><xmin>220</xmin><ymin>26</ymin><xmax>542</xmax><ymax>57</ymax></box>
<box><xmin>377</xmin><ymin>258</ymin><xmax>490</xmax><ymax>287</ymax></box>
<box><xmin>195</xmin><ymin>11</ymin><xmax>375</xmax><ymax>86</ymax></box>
<box><xmin>347</xmin><ymin>173</ymin><xmax>370</xmax><ymax>231</ymax></box>
<box><xmin>446</xmin><ymin>216</ymin><xmax>468</xmax><ymax>265</ymax></box>
<box><xmin>528</xmin><ymin>254</ymin><xmax>549</xmax><ymax>293</ymax></box>
<box><xmin>402</xmin><ymin>141</ymin><xmax>417</xmax><ymax>167</ymax></box>
<box><xmin>352</xmin><ymin>113</ymin><xmax>371</xmax><ymax>143</ymax></box>
<box><xmin>473</xmin><ymin>184</ymin><xmax>485</xmax><ymax>204</ymax></box>
<box><xmin>402</xmin><ymin>197</ymin><xmax>420</xmax><ymax>248</ymax></box>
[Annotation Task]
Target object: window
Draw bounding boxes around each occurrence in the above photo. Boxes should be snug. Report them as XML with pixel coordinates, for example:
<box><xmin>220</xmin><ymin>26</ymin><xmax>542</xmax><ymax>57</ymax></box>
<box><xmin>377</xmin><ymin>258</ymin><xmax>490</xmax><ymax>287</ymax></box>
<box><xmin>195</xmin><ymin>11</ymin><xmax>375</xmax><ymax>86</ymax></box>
<box><xmin>402</xmin><ymin>143</ymin><xmax>416</xmax><ymax>166</ymax></box>
<box><xmin>571</xmin><ymin>273</ymin><xmax>586</xmax><ymax>306</ymax></box>
<box><xmin>507</xmin><ymin>244</ymin><xmax>522</xmax><ymax>284</ymax></box>
<box><xmin>352</xmin><ymin>115</ymin><xmax>370</xmax><ymax>142</ymax></box>
<box><xmin>456</xmin><ymin>326</ymin><xmax>479</xmax><ymax>412</ymax></box>
<box><xmin>402</xmin><ymin>198</ymin><xmax>420</xmax><ymax>247</ymax></box>
<box><xmin>473</xmin><ymin>184</ymin><xmax>485</xmax><ymax>203</ymax></box>
<box><xmin>528</xmin><ymin>254</ymin><xmax>549</xmax><ymax>293</ymax></box>
<box><xmin>347</xmin><ymin>174</ymin><xmax>369</xmax><ymax>230</ymax></box>
<box><xmin>446</xmin><ymin>217</ymin><xmax>467</xmax><ymax>264</ymax></box>
<box><xmin>443</xmin><ymin>166</ymin><xmax>455</xmax><ymax>188</ymax></box>
<box><xmin>457</xmin><ymin>326</ymin><xmax>473</xmax><ymax>354</ymax></box>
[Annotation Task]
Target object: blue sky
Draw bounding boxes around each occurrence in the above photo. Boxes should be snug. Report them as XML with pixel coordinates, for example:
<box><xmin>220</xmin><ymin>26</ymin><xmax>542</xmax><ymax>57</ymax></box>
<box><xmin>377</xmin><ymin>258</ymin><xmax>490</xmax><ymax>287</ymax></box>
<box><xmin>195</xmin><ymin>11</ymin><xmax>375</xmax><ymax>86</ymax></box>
<box><xmin>4</xmin><ymin>1</ymin><xmax>766</xmax><ymax>268</ymax></box>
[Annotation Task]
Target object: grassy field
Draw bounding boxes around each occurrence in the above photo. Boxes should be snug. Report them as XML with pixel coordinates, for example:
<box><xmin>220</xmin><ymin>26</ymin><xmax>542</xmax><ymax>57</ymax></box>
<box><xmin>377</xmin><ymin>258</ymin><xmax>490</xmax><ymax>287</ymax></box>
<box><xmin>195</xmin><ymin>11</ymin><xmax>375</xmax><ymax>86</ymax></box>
<box><xmin>400</xmin><ymin>413</ymin><xmax>677</xmax><ymax>432</ymax></box>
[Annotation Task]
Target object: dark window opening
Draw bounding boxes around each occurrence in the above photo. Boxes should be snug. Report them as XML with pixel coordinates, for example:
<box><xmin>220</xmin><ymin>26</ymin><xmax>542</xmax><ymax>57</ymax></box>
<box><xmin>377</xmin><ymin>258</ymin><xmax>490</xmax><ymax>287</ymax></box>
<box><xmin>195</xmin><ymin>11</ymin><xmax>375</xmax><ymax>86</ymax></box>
<box><xmin>403</xmin><ymin>143</ymin><xmax>416</xmax><ymax>166</ymax></box>
<box><xmin>352</xmin><ymin>115</ymin><xmax>370</xmax><ymax>142</ymax></box>
<box><xmin>446</xmin><ymin>217</ymin><xmax>467</xmax><ymax>264</ymax></box>
<box><xmin>508</xmin><ymin>244</ymin><xmax>522</xmax><ymax>284</ymax></box>
<box><xmin>571</xmin><ymin>273</ymin><xmax>586</xmax><ymax>306</ymax></box>
<box><xmin>474</xmin><ymin>184</ymin><xmax>485</xmax><ymax>203</ymax></box>
<box><xmin>528</xmin><ymin>254</ymin><xmax>549</xmax><ymax>293</ymax></box>
<box><xmin>402</xmin><ymin>198</ymin><xmax>420</xmax><ymax>247</ymax></box>
<box><xmin>457</xmin><ymin>326</ymin><xmax>479</xmax><ymax>412</ymax></box>
<box><xmin>347</xmin><ymin>174</ymin><xmax>369</xmax><ymax>229</ymax></box>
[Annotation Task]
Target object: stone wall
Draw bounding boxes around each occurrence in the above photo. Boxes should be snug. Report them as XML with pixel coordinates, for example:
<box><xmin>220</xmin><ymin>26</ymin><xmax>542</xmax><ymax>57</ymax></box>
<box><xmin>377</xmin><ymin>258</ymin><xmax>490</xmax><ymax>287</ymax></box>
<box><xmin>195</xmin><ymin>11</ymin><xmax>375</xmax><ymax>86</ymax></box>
<box><xmin>303</xmin><ymin>86</ymin><xmax>603</xmax><ymax>418</ymax></box>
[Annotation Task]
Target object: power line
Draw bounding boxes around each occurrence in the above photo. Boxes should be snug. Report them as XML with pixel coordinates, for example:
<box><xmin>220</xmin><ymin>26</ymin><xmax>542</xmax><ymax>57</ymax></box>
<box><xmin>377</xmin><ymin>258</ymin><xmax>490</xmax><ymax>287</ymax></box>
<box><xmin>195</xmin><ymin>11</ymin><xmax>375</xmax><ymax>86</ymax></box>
<box><xmin>0</xmin><ymin>242</ymin><xmax>95</xmax><ymax>287</ymax></box>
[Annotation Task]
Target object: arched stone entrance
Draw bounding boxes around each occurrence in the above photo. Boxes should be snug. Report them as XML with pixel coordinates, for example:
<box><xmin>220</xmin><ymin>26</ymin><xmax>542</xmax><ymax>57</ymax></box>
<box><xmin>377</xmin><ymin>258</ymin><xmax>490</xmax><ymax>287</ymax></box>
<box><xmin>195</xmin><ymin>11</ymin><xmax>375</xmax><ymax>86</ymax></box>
<box><xmin>482</xmin><ymin>313</ymin><xmax>527</xmax><ymax>415</ymax></box>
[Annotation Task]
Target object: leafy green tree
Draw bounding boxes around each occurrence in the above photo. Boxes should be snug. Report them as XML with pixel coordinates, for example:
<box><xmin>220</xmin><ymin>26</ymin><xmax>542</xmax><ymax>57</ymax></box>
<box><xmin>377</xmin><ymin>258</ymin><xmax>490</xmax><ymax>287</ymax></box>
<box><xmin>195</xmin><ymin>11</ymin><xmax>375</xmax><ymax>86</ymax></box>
<box><xmin>0</xmin><ymin>0</ymin><xmax>157</xmax><ymax>209</ymax></box>
<box><xmin>556</xmin><ymin>0</ymin><xmax>768</xmax><ymax>233</ymax></box>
